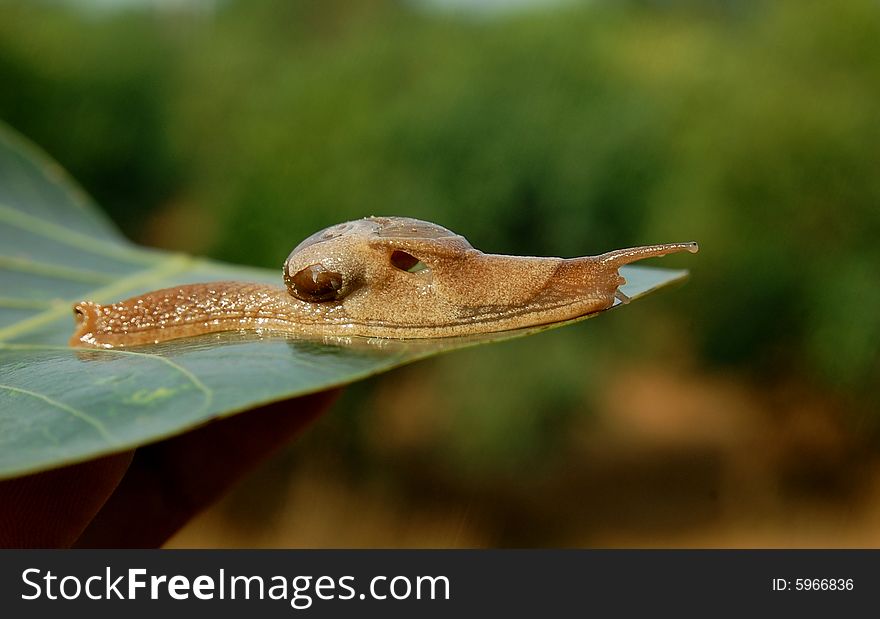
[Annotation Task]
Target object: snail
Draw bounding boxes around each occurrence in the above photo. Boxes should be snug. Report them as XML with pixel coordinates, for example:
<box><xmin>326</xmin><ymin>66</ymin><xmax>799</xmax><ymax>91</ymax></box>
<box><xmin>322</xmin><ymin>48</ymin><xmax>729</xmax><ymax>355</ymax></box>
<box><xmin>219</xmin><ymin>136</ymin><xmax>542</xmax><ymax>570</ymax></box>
<box><xmin>69</xmin><ymin>216</ymin><xmax>698</xmax><ymax>349</ymax></box>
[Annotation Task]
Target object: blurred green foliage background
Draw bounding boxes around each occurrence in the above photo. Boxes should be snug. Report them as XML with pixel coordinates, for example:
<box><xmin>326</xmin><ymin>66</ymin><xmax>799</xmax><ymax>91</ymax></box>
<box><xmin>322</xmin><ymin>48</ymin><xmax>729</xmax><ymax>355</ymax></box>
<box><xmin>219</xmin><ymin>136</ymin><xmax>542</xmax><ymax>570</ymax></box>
<box><xmin>2</xmin><ymin>0</ymin><xmax>879</xmax><ymax>546</ymax></box>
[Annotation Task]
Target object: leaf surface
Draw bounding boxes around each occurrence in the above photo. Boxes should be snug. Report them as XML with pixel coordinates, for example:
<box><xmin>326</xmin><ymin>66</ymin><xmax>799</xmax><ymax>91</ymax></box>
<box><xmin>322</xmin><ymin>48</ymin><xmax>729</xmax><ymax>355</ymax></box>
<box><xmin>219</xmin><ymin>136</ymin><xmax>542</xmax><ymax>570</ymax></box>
<box><xmin>0</xmin><ymin>124</ymin><xmax>689</xmax><ymax>479</ymax></box>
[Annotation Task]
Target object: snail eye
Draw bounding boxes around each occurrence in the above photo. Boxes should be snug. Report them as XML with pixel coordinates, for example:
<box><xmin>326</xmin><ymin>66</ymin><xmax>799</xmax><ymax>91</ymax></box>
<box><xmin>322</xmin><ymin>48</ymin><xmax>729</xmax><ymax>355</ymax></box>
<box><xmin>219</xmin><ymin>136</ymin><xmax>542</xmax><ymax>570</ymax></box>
<box><xmin>288</xmin><ymin>264</ymin><xmax>344</xmax><ymax>302</ymax></box>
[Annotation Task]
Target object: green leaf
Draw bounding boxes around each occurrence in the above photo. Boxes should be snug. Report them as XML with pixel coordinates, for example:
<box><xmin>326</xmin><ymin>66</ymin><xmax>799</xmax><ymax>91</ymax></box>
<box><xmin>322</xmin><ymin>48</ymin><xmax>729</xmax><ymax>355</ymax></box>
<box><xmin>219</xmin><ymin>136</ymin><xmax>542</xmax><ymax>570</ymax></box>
<box><xmin>0</xmin><ymin>122</ymin><xmax>689</xmax><ymax>480</ymax></box>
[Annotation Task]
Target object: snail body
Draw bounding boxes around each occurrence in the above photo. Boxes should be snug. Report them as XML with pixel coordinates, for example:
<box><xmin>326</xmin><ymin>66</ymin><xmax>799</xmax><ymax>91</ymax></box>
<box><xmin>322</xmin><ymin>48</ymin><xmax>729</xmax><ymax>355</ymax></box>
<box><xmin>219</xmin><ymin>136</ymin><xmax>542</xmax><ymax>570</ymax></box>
<box><xmin>70</xmin><ymin>216</ymin><xmax>698</xmax><ymax>348</ymax></box>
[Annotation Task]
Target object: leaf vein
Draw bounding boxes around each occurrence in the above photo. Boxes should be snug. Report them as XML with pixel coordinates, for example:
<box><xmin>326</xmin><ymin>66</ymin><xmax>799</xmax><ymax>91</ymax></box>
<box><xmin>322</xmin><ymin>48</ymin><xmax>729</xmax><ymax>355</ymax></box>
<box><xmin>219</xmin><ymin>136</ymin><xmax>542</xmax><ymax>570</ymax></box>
<box><xmin>0</xmin><ymin>383</ymin><xmax>119</xmax><ymax>445</ymax></box>
<box><xmin>0</xmin><ymin>343</ymin><xmax>213</xmax><ymax>413</ymax></box>
<box><xmin>0</xmin><ymin>202</ymin><xmax>156</xmax><ymax>265</ymax></box>
<box><xmin>0</xmin><ymin>253</ymin><xmax>196</xmax><ymax>342</ymax></box>
<box><xmin>0</xmin><ymin>297</ymin><xmax>55</xmax><ymax>309</ymax></box>
<box><xmin>0</xmin><ymin>256</ymin><xmax>116</xmax><ymax>284</ymax></box>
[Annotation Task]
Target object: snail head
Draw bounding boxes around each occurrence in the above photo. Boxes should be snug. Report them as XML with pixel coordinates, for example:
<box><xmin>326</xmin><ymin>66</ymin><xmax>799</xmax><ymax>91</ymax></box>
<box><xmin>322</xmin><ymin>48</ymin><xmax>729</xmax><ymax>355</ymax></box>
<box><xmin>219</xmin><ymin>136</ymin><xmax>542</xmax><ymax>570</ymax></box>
<box><xmin>283</xmin><ymin>216</ymin><xmax>697</xmax><ymax>336</ymax></box>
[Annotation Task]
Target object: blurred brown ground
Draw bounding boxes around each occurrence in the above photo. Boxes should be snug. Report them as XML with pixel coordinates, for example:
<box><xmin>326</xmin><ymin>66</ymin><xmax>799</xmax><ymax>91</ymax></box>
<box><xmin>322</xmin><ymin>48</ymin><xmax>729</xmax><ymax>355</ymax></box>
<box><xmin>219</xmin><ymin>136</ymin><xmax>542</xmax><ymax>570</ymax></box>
<box><xmin>168</xmin><ymin>362</ymin><xmax>880</xmax><ymax>548</ymax></box>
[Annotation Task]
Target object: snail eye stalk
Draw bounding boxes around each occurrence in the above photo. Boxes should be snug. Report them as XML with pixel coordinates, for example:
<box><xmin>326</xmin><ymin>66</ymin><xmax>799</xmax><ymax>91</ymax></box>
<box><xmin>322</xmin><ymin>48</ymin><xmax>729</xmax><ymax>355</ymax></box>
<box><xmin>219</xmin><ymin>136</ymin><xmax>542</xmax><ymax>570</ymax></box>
<box><xmin>288</xmin><ymin>264</ymin><xmax>344</xmax><ymax>302</ymax></box>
